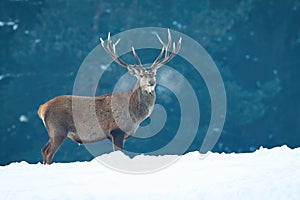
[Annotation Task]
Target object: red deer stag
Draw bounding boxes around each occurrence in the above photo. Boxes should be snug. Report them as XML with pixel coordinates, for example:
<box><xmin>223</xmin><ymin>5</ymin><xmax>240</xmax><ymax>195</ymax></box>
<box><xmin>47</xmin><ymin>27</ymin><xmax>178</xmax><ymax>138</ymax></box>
<box><xmin>38</xmin><ymin>29</ymin><xmax>182</xmax><ymax>164</ymax></box>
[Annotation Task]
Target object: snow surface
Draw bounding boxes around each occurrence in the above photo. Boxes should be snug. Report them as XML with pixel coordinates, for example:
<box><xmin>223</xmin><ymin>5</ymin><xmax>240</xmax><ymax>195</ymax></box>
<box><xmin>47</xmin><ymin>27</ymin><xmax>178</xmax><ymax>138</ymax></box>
<box><xmin>1</xmin><ymin>146</ymin><xmax>300</xmax><ymax>199</ymax></box>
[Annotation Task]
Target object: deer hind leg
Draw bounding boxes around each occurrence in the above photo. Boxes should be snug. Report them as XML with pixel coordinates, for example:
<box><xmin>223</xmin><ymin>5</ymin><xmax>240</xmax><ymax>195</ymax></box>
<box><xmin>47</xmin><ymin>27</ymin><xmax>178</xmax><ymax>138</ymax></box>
<box><xmin>42</xmin><ymin>126</ymin><xmax>68</xmax><ymax>164</ymax></box>
<box><xmin>110</xmin><ymin>129</ymin><xmax>125</xmax><ymax>151</ymax></box>
<box><xmin>42</xmin><ymin>136</ymin><xmax>66</xmax><ymax>164</ymax></box>
<box><xmin>42</xmin><ymin>140</ymin><xmax>51</xmax><ymax>164</ymax></box>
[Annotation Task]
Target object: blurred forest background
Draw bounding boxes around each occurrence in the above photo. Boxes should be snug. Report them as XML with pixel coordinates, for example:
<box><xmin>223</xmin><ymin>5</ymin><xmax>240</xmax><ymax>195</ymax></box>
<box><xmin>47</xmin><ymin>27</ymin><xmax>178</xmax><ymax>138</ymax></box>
<box><xmin>0</xmin><ymin>0</ymin><xmax>299</xmax><ymax>165</ymax></box>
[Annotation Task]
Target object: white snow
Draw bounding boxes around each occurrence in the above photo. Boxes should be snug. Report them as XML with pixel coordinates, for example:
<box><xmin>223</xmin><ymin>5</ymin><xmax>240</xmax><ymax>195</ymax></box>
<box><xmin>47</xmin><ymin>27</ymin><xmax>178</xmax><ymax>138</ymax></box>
<box><xmin>19</xmin><ymin>115</ymin><xmax>29</xmax><ymax>123</ymax></box>
<box><xmin>1</xmin><ymin>146</ymin><xmax>300</xmax><ymax>199</ymax></box>
<box><xmin>12</xmin><ymin>24</ymin><xmax>18</xmax><ymax>30</ymax></box>
<box><xmin>6</xmin><ymin>21</ymin><xmax>15</xmax><ymax>26</ymax></box>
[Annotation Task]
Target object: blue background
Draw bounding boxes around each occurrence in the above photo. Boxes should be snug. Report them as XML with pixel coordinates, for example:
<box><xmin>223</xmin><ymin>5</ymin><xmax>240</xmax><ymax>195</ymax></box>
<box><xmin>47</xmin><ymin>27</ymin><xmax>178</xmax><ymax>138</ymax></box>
<box><xmin>0</xmin><ymin>0</ymin><xmax>299</xmax><ymax>165</ymax></box>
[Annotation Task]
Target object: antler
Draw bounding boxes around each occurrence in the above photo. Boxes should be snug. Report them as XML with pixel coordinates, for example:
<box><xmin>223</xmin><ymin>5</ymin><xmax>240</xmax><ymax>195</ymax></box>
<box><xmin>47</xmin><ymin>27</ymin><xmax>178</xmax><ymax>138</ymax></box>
<box><xmin>100</xmin><ymin>32</ymin><xmax>142</xmax><ymax>68</ymax></box>
<box><xmin>100</xmin><ymin>30</ymin><xmax>182</xmax><ymax>70</ymax></box>
<box><xmin>151</xmin><ymin>29</ymin><xmax>182</xmax><ymax>69</ymax></box>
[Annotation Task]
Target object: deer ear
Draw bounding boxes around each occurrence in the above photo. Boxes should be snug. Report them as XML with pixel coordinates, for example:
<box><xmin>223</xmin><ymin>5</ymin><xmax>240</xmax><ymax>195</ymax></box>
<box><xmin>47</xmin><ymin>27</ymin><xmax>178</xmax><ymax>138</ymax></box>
<box><xmin>128</xmin><ymin>65</ymin><xmax>141</xmax><ymax>76</ymax></box>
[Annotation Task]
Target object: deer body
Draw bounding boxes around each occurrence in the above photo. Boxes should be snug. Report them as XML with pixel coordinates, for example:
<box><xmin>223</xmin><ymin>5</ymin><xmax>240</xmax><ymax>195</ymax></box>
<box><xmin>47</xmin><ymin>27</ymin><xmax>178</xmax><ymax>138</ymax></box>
<box><xmin>38</xmin><ymin>86</ymin><xmax>155</xmax><ymax>143</ymax></box>
<box><xmin>39</xmin><ymin>30</ymin><xmax>181</xmax><ymax>164</ymax></box>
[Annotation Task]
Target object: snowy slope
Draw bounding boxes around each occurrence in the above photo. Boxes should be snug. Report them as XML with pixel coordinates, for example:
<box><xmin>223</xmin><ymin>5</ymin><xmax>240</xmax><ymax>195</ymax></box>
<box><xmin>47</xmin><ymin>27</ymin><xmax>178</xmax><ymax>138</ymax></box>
<box><xmin>1</xmin><ymin>146</ymin><xmax>300</xmax><ymax>199</ymax></box>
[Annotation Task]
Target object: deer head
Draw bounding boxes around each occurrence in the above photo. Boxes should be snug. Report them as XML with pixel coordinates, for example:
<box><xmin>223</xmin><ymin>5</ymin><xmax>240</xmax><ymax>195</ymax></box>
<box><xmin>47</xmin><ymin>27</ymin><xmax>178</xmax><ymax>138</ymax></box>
<box><xmin>100</xmin><ymin>29</ymin><xmax>182</xmax><ymax>94</ymax></box>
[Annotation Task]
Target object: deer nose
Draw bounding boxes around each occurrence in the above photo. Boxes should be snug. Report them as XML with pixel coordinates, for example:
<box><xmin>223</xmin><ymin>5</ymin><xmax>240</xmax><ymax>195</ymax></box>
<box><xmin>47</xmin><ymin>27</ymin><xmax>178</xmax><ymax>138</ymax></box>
<box><xmin>148</xmin><ymin>80</ymin><xmax>155</xmax><ymax>86</ymax></box>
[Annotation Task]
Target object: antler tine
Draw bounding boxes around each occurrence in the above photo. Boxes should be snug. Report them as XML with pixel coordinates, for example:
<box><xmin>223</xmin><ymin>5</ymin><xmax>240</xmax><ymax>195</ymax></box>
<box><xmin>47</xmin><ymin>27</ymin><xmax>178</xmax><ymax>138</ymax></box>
<box><xmin>162</xmin><ymin>36</ymin><xmax>182</xmax><ymax>64</ymax></box>
<box><xmin>155</xmin><ymin>29</ymin><xmax>172</xmax><ymax>59</ymax></box>
<box><xmin>172</xmin><ymin>42</ymin><xmax>176</xmax><ymax>53</ymax></box>
<box><xmin>155</xmin><ymin>33</ymin><xmax>165</xmax><ymax>47</ymax></box>
<box><xmin>114</xmin><ymin>38</ymin><xmax>121</xmax><ymax>46</ymax></box>
<box><xmin>152</xmin><ymin>30</ymin><xmax>182</xmax><ymax>69</ymax></box>
<box><xmin>100</xmin><ymin>33</ymin><xmax>132</xmax><ymax>68</ymax></box>
<box><xmin>108</xmin><ymin>32</ymin><xmax>111</xmax><ymax>44</ymax></box>
<box><xmin>165</xmin><ymin>28</ymin><xmax>172</xmax><ymax>57</ymax></box>
<box><xmin>174</xmin><ymin>37</ymin><xmax>182</xmax><ymax>54</ymax></box>
<box><xmin>100</xmin><ymin>32</ymin><xmax>144</xmax><ymax>68</ymax></box>
<box><xmin>150</xmin><ymin>46</ymin><xmax>165</xmax><ymax>68</ymax></box>
<box><xmin>131</xmin><ymin>47</ymin><xmax>142</xmax><ymax>66</ymax></box>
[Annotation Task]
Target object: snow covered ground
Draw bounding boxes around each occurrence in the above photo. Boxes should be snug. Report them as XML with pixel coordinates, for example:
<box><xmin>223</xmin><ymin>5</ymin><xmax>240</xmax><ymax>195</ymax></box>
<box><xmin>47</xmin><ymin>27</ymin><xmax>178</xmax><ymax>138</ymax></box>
<box><xmin>1</xmin><ymin>146</ymin><xmax>300</xmax><ymax>199</ymax></box>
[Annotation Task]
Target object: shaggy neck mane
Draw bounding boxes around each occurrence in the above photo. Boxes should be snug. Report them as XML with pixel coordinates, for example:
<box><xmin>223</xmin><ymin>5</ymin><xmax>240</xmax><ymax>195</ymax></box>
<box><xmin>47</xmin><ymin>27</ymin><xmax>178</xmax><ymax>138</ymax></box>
<box><xmin>129</xmin><ymin>85</ymin><xmax>156</xmax><ymax>123</ymax></box>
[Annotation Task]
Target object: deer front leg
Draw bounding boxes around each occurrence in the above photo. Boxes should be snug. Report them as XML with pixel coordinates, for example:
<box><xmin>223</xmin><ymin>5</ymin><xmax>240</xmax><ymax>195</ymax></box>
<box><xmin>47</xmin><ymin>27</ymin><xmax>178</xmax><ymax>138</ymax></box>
<box><xmin>110</xmin><ymin>129</ymin><xmax>125</xmax><ymax>151</ymax></box>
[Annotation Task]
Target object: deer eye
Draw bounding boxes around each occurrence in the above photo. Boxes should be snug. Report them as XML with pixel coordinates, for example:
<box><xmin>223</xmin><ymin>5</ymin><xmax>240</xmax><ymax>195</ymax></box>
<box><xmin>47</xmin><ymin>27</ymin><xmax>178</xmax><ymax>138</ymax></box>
<box><xmin>140</xmin><ymin>74</ymin><xmax>144</xmax><ymax>78</ymax></box>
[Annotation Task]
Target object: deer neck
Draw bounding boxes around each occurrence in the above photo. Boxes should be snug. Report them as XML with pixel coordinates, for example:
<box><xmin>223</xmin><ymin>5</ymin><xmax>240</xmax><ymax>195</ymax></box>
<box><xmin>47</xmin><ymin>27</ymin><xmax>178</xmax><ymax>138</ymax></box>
<box><xmin>129</xmin><ymin>84</ymin><xmax>156</xmax><ymax>123</ymax></box>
